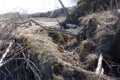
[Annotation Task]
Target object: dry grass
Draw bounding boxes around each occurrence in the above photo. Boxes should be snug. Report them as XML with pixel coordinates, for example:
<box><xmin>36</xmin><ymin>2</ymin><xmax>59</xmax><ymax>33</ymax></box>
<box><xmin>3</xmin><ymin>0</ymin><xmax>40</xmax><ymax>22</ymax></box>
<box><xmin>79</xmin><ymin>11</ymin><xmax>118</xmax><ymax>41</ymax></box>
<box><xmin>79</xmin><ymin>39</ymin><xmax>96</xmax><ymax>56</ymax></box>
<box><xmin>18</xmin><ymin>25</ymin><xmax>63</xmax><ymax>61</ymax></box>
<box><xmin>80</xmin><ymin>11</ymin><xmax>118</xmax><ymax>25</ymax></box>
<box><xmin>0</xmin><ymin>11</ymin><xmax>118</xmax><ymax>79</ymax></box>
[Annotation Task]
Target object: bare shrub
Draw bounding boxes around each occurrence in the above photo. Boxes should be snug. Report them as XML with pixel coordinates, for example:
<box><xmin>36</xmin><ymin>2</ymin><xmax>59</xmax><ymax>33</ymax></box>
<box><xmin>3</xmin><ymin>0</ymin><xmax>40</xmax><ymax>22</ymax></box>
<box><xmin>0</xmin><ymin>13</ymin><xmax>41</xmax><ymax>80</ymax></box>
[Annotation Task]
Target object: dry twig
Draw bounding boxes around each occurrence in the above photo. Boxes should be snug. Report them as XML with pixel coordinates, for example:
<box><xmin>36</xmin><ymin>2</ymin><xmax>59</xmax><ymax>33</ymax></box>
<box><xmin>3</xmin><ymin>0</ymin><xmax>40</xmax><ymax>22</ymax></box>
<box><xmin>0</xmin><ymin>42</ymin><xmax>13</xmax><ymax>67</ymax></box>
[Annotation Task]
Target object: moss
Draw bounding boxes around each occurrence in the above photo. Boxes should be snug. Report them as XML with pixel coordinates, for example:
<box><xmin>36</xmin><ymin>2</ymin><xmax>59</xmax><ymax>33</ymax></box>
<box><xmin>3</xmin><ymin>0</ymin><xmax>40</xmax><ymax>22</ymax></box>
<box><xmin>49</xmin><ymin>32</ymin><xmax>65</xmax><ymax>44</ymax></box>
<box><xmin>58</xmin><ymin>34</ymin><xmax>65</xmax><ymax>44</ymax></box>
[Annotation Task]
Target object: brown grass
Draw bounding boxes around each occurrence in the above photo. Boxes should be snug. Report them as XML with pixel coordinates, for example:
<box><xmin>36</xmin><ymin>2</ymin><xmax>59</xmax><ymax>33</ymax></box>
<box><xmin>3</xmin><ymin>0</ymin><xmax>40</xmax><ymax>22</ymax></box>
<box><xmin>18</xmin><ymin>25</ymin><xmax>64</xmax><ymax>61</ymax></box>
<box><xmin>80</xmin><ymin>11</ymin><xmax>118</xmax><ymax>25</ymax></box>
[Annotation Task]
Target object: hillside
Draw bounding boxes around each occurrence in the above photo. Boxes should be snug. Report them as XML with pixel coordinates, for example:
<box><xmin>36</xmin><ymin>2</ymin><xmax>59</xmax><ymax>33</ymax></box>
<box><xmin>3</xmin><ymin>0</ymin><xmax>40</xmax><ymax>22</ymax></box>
<box><xmin>29</xmin><ymin>7</ymin><xmax>74</xmax><ymax>18</ymax></box>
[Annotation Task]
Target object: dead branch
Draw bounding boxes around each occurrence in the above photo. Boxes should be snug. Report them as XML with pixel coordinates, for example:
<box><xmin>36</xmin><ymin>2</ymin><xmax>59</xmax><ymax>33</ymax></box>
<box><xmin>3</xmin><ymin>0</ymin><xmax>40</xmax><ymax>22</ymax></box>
<box><xmin>58</xmin><ymin>0</ymin><xmax>69</xmax><ymax>16</ymax></box>
<box><xmin>19</xmin><ymin>43</ymin><xmax>41</xmax><ymax>80</ymax></box>
<box><xmin>0</xmin><ymin>41</ymin><xmax>13</xmax><ymax>67</ymax></box>
<box><xmin>110</xmin><ymin>0</ymin><xmax>113</xmax><ymax>10</ymax></box>
<box><xmin>60</xmin><ymin>60</ymin><xmax>113</xmax><ymax>80</ymax></box>
<box><xmin>95</xmin><ymin>54</ymin><xmax>103</xmax><ymax>74</ymax></box>
<box><xmin>14</xmin><ymin>19</ymin><xmax>77</xmax><ymax>37</ymax></box>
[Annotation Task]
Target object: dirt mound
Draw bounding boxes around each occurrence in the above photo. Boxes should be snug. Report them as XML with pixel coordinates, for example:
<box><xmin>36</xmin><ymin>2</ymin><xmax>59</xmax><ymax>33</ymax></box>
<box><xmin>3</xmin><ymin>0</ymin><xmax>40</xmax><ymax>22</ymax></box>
<box><xmin>68</xmin><ymin>10</ymin><xmax>120</xmax><ymax>78</ymax></box>
<box><xmin>62</xmin><ymin>0</ymin><xmax>120</xmax><ymax>26</ymax></box>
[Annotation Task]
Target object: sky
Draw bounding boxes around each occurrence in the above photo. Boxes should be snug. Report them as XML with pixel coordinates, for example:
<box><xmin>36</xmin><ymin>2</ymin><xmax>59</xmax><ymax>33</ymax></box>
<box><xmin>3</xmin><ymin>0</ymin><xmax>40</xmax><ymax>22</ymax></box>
<box><xmin>0</xmin><ymin>0</ymin><xmax>77</xmax><ymax>14</ymax></box>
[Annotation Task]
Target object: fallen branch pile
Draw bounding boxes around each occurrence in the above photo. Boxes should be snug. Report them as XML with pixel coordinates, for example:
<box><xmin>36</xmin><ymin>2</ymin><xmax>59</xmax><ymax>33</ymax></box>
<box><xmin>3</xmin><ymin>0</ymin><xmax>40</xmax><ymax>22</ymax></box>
<box><xmin>0</xmin><ymin>14</ymin><xmax>41</xmax><ymax>80</ymax></box>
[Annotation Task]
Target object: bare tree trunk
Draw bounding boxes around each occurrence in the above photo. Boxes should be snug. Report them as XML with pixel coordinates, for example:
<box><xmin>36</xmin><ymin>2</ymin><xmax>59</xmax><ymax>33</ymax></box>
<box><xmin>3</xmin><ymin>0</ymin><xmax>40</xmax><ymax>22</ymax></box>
<box><xmin>115</xmin><ymin>0</ymin><xmax>119</xmax><ymax>16</ymax></box>
<box><xmin>110</xmin><ymin>0</ymin><xmax>113</xmax><ymax>10</ymax></box>
<box><xmin>58</xmin><ymin>0</ymin><xmax>69</xmax><ymax>16</ymax></box>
